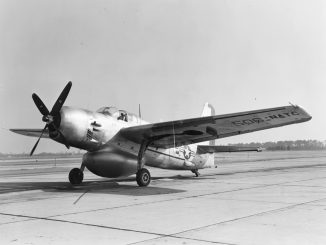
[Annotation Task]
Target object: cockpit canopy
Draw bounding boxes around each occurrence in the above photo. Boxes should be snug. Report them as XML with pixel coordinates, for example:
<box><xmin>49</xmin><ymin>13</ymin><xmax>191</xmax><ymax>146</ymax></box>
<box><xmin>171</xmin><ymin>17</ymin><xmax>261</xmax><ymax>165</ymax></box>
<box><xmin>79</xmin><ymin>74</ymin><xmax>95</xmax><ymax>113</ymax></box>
<box><xmin>96</xmin><ymin>107</ymin><xmax>120</xmax><ymax>117</ymax></box>
<box><xmin>96</xmin><ymin>106</ymin><xmax>139</xmax><ymax>123</ymax></box>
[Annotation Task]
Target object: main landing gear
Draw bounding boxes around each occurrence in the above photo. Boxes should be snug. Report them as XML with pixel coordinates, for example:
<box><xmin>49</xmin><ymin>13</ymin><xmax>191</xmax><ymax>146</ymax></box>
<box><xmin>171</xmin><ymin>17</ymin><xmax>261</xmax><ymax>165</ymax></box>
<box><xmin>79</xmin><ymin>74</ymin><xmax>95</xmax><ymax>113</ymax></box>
<box><xmin>136</xmin><ymin>140</ymin><xmax>152</xmax><ymax>187</ymax></box>
<box><xmin>136</xmin><ymin>168</ymin><xmax>151</xmax><ymax>187</ymax></box>
<box><xmin>69</xmin><ymin>168</ymin><xmax>83</xmax><ymax>185</ymax></box>
<box><xmin>69</xmin><ymin>164</ymin><xmax>85</xmax><ymax>185</ymax></box>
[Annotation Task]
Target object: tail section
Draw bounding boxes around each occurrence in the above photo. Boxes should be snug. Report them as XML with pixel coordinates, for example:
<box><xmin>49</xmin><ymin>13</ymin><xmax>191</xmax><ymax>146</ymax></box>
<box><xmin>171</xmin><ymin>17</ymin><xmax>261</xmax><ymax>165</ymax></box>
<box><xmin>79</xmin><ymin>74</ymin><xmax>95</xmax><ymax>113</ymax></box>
<box><xmin>201</xmin><ymin>102</ymin><xmax>215</xmax><ymax>118</ymax></box>
<box><xmin>188</xmin><ymin>102</ymin><xmax>217</xmax><ymax>170</ymax></box>
<box><xmin>201</xmin><ymin>103</ymin><xmax>215</xmax><ymax>146</ymax></box>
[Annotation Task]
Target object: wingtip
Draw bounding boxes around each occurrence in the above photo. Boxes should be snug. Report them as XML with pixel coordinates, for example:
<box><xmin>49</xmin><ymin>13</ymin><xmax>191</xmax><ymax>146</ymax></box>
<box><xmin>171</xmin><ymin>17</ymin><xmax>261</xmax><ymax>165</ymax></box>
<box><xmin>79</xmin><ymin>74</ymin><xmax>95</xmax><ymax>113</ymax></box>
<box><xmin>295</xmin><ymin>105</ymin><xmax>312</xmax><ymax>121</ymax></box>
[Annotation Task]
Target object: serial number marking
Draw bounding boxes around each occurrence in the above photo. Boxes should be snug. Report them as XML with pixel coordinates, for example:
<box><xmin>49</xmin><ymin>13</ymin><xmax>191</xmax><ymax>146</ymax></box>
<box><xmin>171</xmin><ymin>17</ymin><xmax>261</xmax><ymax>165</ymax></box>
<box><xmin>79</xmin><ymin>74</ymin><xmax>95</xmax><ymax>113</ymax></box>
<box><xmin>231</xmin><ymin>111</ymin><xmax>300</xmax><ymax>126</ymax></box>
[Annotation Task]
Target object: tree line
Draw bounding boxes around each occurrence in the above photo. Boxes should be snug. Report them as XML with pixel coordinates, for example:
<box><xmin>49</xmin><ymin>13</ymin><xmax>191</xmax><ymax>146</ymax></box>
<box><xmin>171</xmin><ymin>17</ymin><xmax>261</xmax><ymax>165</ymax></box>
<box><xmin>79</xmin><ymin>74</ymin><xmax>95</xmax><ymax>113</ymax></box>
<box><xmin>229</xmin><ymin>140</ymin><xmax>326</xmax><ymax>151</ymax></box>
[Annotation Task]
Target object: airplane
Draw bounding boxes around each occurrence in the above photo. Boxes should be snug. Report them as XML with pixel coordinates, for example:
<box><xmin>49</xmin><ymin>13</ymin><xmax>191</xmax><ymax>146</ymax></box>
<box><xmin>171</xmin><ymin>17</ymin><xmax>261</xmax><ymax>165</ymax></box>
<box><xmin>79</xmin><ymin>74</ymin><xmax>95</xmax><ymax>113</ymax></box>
<box><xmin>10</xmin><ymin>82</ymin><xmax>312</xmax><ymax>187</ymax></box>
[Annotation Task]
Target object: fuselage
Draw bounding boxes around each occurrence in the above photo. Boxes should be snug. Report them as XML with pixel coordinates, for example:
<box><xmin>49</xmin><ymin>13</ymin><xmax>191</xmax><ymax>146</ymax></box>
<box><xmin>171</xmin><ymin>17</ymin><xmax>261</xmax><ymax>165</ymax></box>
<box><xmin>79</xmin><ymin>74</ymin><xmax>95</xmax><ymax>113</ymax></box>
<box><xmin>54</xmin><ymin>106</ymin><xmax>214</xmax><ymax>178</ymax></box>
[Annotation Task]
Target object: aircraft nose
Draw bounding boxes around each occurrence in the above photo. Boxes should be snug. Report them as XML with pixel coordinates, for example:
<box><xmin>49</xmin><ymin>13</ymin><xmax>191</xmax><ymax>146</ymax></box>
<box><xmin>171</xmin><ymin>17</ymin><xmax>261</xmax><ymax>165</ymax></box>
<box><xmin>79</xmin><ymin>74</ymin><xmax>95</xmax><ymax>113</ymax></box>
<box><xmin>59</xmin><ymin>107</ymin><xmax>90</xmax><ymax>145</ymax></box>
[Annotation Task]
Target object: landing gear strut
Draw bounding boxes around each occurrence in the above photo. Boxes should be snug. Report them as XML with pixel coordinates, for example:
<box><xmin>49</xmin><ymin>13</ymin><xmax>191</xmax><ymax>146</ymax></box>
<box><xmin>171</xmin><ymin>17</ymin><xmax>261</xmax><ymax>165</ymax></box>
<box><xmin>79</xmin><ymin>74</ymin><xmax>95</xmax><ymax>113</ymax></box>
<box><xmin>136</xmin><ymin>140</ymin><xmax>151</xmax><ymax>187</ymax></box>
<box><xmin>191</xmin><ymin>169</ymin><xmax>200</xmax><ymax>177</ymax></box>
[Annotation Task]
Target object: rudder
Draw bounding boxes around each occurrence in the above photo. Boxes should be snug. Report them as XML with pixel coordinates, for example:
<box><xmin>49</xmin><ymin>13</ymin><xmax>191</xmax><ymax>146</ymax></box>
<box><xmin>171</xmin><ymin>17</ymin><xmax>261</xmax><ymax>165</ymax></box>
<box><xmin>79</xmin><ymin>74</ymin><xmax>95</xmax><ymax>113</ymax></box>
<box><xmin>201</xmin><ymin>103</ymin><xmax>215</xmax><ymax>146</ymax></box>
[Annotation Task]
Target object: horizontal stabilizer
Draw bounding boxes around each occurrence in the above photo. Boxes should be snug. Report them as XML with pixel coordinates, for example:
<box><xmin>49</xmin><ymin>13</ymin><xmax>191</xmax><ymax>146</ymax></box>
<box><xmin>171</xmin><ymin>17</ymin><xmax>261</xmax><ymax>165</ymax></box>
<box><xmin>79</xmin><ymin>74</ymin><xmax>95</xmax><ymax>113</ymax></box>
<box><xmin>197</xmin><ymin>145</ymin><xmax>262</xmax><ymax>154</ymax></box>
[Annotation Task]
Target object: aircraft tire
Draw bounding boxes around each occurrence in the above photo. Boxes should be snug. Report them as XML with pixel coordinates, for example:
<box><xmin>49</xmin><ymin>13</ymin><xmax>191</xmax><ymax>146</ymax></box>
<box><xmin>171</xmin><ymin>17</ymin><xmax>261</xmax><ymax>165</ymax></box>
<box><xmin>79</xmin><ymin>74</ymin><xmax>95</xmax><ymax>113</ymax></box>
<box><xmin>69</xmin><ymin>168</ymin><xmax>84</xmax><ymax>185</ymax></box>
<box><xmin>136</xmin><ymin>168</ymin><xmax>151</xmax><ymax>187</ymax></box>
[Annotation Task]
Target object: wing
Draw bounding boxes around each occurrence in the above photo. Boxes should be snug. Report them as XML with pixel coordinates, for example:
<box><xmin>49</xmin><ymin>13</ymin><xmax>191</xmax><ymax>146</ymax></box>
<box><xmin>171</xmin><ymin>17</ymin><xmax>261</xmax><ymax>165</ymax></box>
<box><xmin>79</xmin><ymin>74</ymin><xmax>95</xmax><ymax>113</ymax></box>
<box><xmin>10</xmin><ymin>129</ymin><xmax>50</xmax><ymax>138</ymax></box>
<box><xmin>197</xmin><ymin>145</ymin><xmax>262</xmax><ymax>153</ymax></box>
<box><xmin>115</xmin><ymin>105</ymin><xmax>311</xmax><ymax>148</ymax></box>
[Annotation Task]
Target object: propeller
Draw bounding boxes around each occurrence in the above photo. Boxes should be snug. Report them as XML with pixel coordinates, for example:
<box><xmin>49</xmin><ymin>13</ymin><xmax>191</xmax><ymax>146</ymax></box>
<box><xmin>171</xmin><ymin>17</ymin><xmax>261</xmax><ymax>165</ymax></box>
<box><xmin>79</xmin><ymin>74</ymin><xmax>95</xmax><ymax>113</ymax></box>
<box><xmin>30</xmin><ymin>81</ymin><xmax>72</xmax><ymax>156</ymax></box>
<box><xmin>30</xmin><ymin>125</ymin><xmax>48</xmax><ymax>156</ymax></box>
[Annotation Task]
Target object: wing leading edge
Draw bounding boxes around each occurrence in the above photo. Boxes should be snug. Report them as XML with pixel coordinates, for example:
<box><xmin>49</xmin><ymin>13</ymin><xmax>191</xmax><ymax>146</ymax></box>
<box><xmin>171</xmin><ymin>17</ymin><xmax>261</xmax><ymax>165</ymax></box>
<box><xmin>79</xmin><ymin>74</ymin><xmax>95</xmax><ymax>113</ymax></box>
<box><xmin>116</xmin><ymin>105</ymin><xmax>311</xmax><ymax>148</ymax></box>
<box><xmin>10</xmin><ymin>129</ymin><xmax>50</xmax><ymax>138</ymax></box>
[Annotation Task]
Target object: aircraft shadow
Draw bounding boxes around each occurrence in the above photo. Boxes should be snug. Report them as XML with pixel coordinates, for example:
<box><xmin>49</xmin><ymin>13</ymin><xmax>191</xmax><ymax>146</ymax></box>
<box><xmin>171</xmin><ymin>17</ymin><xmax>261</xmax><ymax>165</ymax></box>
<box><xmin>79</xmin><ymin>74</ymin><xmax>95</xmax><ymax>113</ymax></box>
<box><xmin>51</xmin><ymin>174</ymin><xmax>215</xmax><ymax>196</ymax></box>
<box><xmin>0</xmin><ymin>179</ymin><xmax>186</xmax><ymax>196</ymax></box>
<box><xmin>0</xmin><ymin>172</ymin><xmax>221</xmax><ymax>196</ymax></box>
<box><xmin>55</xmin><ymin>180</ymin><xmax>186</xmax><ymax>196</ymax></box>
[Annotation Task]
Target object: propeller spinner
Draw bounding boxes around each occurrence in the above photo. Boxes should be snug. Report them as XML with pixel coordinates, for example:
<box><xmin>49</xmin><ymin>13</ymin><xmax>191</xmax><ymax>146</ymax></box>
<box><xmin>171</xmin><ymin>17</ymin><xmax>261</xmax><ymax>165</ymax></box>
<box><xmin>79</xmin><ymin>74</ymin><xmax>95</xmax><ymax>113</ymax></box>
<box><xmin>30</xmin><ymin>81</ymin><xmax>72</xmax><ymax>156</ymax></box>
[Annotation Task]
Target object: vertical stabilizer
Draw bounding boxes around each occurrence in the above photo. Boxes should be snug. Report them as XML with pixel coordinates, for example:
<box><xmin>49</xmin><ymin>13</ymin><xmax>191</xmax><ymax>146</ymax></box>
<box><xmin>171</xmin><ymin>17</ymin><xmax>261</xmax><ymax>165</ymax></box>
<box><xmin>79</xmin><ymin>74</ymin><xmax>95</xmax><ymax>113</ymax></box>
<box><xmin>201</xmin><ymin>102</ymin><xmax>215</xmax><ymax>117</ymax></box>
<box><xmin>201</xmin><ymin>103</ymin><xmax>215</xmax><ymax>146</ymax></box>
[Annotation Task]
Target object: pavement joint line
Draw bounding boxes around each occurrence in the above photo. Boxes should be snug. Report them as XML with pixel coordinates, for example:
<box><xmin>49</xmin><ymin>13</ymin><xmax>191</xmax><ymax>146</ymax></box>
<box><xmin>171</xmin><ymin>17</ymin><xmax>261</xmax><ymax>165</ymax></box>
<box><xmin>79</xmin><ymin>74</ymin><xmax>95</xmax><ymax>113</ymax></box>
<box><xmin>217</xmin><ymin>156</ymin><xmax>326</xmax><ymax>164</ymax></box>
<box><xmin>124</xmin><ymin>196</ymin><xmax>326</xmax><ymax>245</ymax></box>
<box><xmin>0</xmin><ymin>212</ymin><xmax>234</xmax><ymax>245</ymax></box>
<box><xmin>198</xmin><ymin>166</ymin><xmax>326</xmax><ymax>181</ymax></box>
<box><xmin>206</xmin><ymin>163</ymin><xmax>326</xmax><ymax>178</ymax></box>
<box><xmin>213</xmin><ymin>172</ymin><xmax>326</xmax><ymax>181</ymax></box>
<box><xmin>219</xmin><ymin>176</ymin><xmax>326</xmax><ymax>186</ymax></box>
<box><xmin>282</xmin><ymin>184</ymin><xmax>326</xmax><ymax>188</ymax></box>
<box><xmin>126</xmin><ymin>234</ymin><xmax>238</xmax><ymax>245</ymax></box>
<box><xmin>171</xmin><ymin>235</ymin><xmax>238</xmax><ymax>245</ymax></box>
<box><xmin>0</xmin><ymin>213</ymin><xmax>237</xmax><ymax>245</ymax></box>
<box><xmin>0</xmin><ymin>218</ymin><xmax>36</xmax><ymax>227</ymax></box>
<box><xmin>1</xmin><ymin>163</ymin><xmax>325</xmax><ymax>214</ymax></box>
<box><xmin>49</xmin><ymin>186</ymin><xmax>282</xmax><ymax>218</ymax></box>
<box><xmin>0</xmin><ymin>212</ymin><xmax>166</xmax><ymax>236</ymax></box>
<box><xmin>0</xmin><ymin>173</ymin><xmax>323</xmax><ymax>215</ymax></box>
<box><xmin>2</xmin><ymin>197</ymin><xmax>326</xmax><ymax>245</ymax></box>
<box><xmin>167</xmin><ymin>196</ymin><xmax>326</xmax><ymax>238</ymax></box>
<box><xmin>36</xmin><ymin>176</ymin><xmax>326</xmax><ymax>219</ymax></box>
<box><xmin>199</xmin><ymin>197</ymin><xmax>298</xmax><ymax>205</ymax></box>
<box><xmin>1</xmin><ymin>179</ymin><xmax>320</xmax><ymax>242</ymax></box>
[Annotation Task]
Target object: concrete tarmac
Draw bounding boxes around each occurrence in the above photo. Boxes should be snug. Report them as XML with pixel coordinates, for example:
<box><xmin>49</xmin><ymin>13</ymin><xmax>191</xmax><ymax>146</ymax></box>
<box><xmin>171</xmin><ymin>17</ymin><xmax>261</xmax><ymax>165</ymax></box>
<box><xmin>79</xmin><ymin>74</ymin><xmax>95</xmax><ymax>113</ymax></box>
<box><xmin>1</xmin><ymin>151</ymin><xmax>326</xmax><ymax>245</ymax></box>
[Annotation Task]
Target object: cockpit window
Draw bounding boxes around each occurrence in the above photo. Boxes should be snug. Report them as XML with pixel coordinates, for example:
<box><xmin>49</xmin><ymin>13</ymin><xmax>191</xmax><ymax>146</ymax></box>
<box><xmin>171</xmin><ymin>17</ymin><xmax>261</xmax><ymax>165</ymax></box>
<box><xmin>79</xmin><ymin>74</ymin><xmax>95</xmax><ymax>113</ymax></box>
<box><xmin>96</xmin><ymin>107</ymin><xmax>119</xmax><ymax>116</ymax></box>
<box><xmin>96</xmin><ymin>107</ymin><xmax>129</xmax><ymax>122</ymax></box>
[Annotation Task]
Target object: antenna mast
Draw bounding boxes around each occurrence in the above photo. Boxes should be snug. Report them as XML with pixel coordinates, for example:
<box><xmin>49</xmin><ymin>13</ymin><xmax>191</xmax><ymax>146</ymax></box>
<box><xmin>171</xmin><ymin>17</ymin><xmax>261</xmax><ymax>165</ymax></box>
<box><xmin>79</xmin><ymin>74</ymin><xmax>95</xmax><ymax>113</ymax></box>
<box><xmin>138</xmin><ymin>104</ymin><xmax>142</xmax><ymax>125</ymax></box>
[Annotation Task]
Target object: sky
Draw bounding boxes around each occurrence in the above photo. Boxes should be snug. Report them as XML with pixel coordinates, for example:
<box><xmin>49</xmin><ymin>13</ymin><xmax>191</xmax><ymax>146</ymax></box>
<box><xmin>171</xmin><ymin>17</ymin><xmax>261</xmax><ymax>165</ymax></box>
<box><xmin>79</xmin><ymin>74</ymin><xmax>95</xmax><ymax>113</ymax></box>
<box><xmin>0</xmin><ymin>0</ymin><xmax>325</xmax><ymax>153</ymax></box>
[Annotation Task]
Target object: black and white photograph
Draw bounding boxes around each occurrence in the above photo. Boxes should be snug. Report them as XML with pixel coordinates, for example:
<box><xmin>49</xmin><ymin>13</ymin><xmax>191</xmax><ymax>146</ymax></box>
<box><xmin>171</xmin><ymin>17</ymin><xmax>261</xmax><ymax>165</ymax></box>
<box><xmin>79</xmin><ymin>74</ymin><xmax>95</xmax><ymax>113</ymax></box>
<box><xmin>0</xmin><ymin>1</ymin><xmax>325</xmax><ymax>244</ymax></box>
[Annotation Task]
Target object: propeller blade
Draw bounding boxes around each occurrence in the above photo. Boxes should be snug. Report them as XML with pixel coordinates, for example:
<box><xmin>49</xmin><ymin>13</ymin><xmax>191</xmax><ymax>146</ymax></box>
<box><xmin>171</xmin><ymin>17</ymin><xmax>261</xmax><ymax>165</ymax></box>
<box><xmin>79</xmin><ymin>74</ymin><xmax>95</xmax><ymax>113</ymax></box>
<box><xmin>30</xmin><ymin>125</ymin><xmax>48</xmax><ymax>156</ymax></box>
<box><xmin>50</xmin><ymin>81</ymin><xmax>72</xmax><ymax>115</ymax></box>
<box><xmin>32</xmin><ymin>93</ymin><xmax>50</xmax><ymax>116</ymax></box>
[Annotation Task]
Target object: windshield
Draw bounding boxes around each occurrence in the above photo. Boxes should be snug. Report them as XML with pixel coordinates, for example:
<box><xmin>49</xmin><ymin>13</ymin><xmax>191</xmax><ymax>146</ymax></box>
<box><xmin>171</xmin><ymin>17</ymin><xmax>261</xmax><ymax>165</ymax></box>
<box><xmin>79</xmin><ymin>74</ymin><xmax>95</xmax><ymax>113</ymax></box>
<box><xmin>96</xmin><ymin>107</ymin><xmax>119</xmax><ymax>116</ymax></box>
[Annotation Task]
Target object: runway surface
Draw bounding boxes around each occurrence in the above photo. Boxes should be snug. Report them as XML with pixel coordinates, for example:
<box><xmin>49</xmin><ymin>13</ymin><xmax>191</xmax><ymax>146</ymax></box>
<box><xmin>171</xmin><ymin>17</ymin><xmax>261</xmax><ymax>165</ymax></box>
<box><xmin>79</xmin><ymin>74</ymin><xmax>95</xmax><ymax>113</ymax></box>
<box><xmin>1</xmin><ymin>151</ymin><xmax>326</xmax><ymax>245</ymax></box>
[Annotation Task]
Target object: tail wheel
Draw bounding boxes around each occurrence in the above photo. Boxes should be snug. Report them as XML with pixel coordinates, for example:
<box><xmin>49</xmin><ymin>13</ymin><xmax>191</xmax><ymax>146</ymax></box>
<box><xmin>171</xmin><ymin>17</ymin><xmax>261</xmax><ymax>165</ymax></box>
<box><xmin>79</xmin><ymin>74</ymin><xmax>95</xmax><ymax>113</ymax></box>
<box><xmin>136</xmin><ymin>168</ymin><xmax>151</xmax><ymax>187</ymax></box>
<box><xmin>69</xmin><ymin>168</ymin><xmax>84</xmax><ymax>185</ymax></box>
<box><xmin>191</xmin><ymin>169</ymin><xmax>200</xmax><ymax>177</ymax></box>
